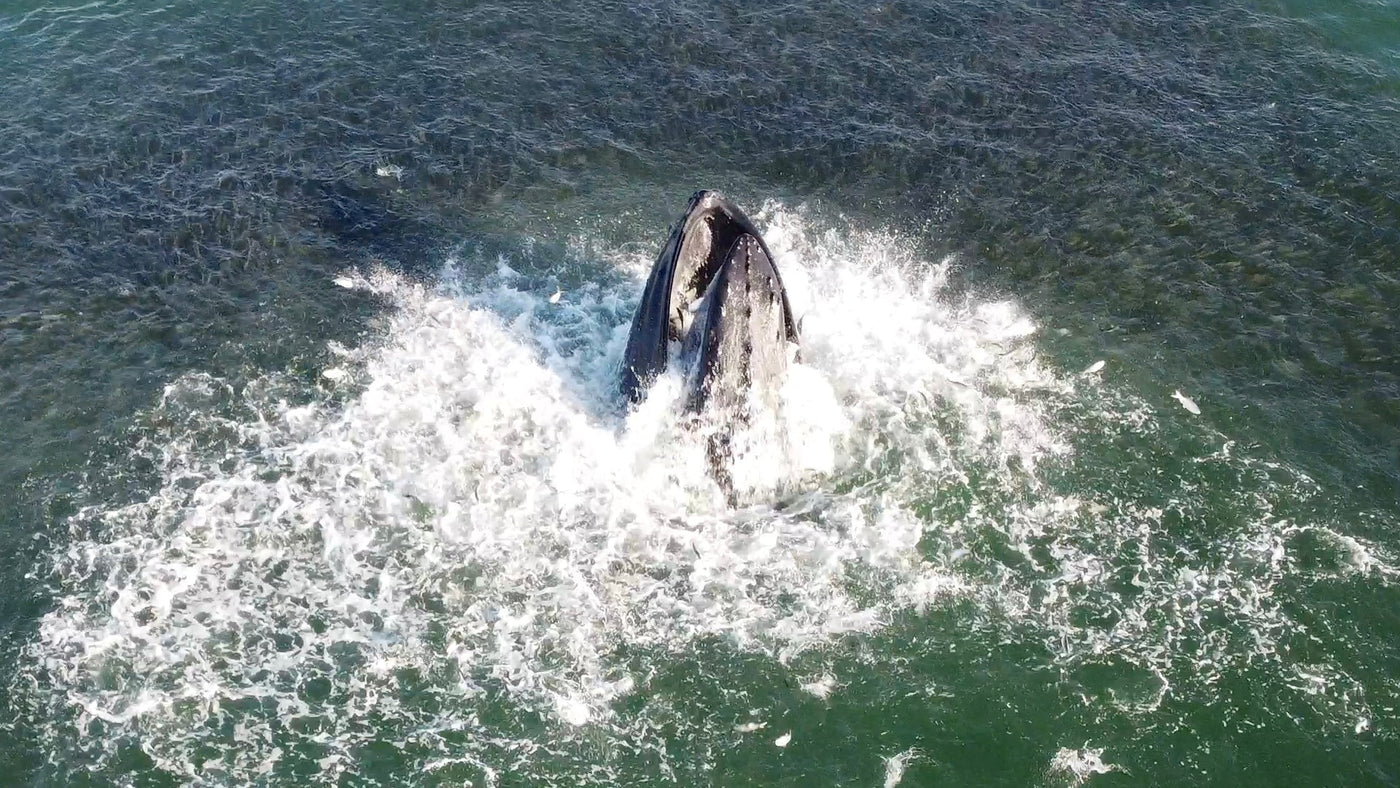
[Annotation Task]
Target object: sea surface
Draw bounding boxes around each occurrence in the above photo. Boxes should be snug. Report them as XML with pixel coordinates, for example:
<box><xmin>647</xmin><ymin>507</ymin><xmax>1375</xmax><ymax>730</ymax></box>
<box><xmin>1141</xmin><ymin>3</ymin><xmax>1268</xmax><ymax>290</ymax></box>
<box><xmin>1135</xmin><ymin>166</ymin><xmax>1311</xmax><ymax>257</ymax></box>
<box><xmin>1</xmin><ymin>0</ymin><xmax>1398</xmax><ymax>785</ymax></box>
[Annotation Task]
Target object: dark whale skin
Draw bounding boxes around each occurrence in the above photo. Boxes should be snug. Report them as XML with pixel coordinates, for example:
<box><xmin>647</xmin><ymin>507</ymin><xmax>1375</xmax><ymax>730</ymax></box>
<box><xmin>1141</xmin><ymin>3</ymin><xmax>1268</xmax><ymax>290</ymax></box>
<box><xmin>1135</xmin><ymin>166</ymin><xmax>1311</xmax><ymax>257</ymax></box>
<box><xmin>620</xmin><ymin>190</ymin><xmax>799</xmax><ymax>405</ymax></box>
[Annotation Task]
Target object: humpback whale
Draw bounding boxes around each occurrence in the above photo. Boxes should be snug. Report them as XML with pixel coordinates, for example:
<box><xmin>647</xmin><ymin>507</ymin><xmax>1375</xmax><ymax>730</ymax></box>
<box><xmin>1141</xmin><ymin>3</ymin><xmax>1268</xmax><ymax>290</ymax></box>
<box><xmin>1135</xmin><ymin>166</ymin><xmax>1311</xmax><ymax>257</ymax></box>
<box><xmin>620</xmin><ymin>191</ymin><xmax>800</xmax><ymax>490</ymax></box>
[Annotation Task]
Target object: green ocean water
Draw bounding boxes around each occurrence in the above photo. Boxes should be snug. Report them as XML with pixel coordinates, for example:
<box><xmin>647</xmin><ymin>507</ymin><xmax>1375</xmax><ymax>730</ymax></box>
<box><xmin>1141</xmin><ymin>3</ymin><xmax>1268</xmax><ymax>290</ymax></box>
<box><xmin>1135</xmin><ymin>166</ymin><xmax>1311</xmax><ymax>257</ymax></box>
<box><xmin>1</xmin><ymin>0</ymin><xmax>1398</xmax><ymax>785</ymax></box>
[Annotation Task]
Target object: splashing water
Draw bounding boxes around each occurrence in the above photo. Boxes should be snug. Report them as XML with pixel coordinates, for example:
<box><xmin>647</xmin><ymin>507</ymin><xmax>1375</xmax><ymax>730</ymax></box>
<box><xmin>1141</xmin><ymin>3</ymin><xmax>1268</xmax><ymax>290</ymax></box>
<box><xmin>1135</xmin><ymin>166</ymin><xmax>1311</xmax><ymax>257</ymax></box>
<box><xmin>12</xmin><ymin>203</ymin><xmax>1058</xmax><ymax>783</ymax></box>
<box><xmin>882</xmin><ymin>746</ymin><xmax>921</xmax><ymax>788</ymax></box>
<box><xmin>1047</xmin><ymin>746</ymin><xmax>1120</xmax><ymax>786</ymax></box>
<box><xmin>12</xmin><ymin>204</ymin><xmax>1393</xmax><ymax>784</ymax></box>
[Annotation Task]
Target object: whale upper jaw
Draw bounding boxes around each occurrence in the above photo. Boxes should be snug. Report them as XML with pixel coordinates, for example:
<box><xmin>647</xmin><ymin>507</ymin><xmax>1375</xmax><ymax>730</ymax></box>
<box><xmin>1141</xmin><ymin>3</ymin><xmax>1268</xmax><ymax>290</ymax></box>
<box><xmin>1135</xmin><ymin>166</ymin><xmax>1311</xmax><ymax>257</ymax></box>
<box><xmin>620</xmin><ymin>190</ymin><xmax>799</xmax><ymax>406</ymax></box>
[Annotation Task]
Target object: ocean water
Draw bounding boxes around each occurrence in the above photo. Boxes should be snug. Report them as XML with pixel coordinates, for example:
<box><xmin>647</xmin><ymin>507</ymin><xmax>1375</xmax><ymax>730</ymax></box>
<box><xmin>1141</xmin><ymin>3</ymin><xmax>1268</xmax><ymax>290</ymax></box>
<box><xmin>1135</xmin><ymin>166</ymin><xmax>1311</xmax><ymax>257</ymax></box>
<box><xmin>1</xmin><ymin>0</ymin><xmax>1398</xmax><ymax>785</ymax></box>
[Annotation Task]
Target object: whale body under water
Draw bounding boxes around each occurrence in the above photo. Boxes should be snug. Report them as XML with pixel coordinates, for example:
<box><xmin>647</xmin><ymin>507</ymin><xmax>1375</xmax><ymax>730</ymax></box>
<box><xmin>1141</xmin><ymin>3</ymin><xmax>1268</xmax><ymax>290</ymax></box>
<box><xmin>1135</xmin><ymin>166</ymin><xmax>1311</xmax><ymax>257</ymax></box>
<box><xmin>620</xmin><ymin>191</ymin><xmax>800</xmax><ymax>492</ymax></box>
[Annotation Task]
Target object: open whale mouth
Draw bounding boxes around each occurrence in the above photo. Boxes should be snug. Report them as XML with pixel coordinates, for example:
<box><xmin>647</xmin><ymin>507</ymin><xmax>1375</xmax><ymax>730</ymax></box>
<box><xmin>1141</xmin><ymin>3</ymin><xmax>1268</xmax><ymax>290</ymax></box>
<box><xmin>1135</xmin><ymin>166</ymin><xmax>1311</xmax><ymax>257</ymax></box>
<box><xmin>620</xmin><ymin>190</ymin><xmax>800</xmax><ymax>409</ymax></box>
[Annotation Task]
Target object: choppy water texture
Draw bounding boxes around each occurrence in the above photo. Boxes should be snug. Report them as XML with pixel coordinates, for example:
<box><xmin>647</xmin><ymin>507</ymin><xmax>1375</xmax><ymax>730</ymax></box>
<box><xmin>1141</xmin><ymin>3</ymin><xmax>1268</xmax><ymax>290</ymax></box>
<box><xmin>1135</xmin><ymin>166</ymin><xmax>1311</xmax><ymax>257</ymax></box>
<box><xmin>2</xmin><ymin>0</ymin><xmax>1398</xmax><ymax>785</ymax></box>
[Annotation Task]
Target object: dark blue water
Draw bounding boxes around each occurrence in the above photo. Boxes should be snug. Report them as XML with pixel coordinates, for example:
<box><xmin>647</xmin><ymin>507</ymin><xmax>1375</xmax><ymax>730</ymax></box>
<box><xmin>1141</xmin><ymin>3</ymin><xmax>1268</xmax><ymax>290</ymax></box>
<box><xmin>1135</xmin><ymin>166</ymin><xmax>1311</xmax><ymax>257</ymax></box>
<box><xmin>2</xmin><ymin>0</ymin><xmax>1398</xmax><ymax>784</ymax></box>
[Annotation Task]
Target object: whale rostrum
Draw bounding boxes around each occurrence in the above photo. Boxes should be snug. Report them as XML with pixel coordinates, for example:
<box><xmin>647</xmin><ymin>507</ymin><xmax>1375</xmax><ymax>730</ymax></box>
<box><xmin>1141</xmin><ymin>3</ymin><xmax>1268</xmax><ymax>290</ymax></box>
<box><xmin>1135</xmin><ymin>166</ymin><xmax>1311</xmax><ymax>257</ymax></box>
<box><xmin>620</xmin><ymin>191</ymin><xmax>800</xmax><ymax>494</ymax></box>
<box><xmin>620</xmin><ymin>190</ymin><xmax>799</xmax><ymax>408</ymax></box>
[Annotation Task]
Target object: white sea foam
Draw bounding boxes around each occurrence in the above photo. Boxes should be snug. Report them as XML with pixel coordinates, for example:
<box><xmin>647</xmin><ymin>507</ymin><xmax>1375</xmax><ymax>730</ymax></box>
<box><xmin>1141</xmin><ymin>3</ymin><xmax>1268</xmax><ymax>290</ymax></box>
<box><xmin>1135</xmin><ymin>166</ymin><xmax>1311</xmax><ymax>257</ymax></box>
<box><xmin>800</xmin><ymin>672</ymin><xmax>841</xmax><ymax>700</ymax></box>
<box><xmin>882</xmin><ymin>747</ymin><xmax>920</xmax><ymax>788</ymax></box>
<box><xmin>1048</xmin><ymin>746</ymin><xmax>1119</xmax><ymax>785</ymax></box>
<box><xmin>16</xmin><ymin>204</ymin><xmax>1065</xmax><ymax>783</ymax></box>
<box><xmin>14</xmin><ymin>203</ymin><xmax>1391</xmax><ymax>783</ymax></box>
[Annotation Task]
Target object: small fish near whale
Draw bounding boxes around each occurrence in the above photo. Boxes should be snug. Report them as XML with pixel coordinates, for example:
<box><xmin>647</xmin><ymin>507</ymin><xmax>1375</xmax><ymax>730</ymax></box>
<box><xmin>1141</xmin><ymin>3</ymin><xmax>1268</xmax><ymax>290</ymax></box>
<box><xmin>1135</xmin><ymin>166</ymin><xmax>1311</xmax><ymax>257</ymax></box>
<box><xmin>619</xmin><ymin>190</ymin><xmax>800</xmax><ymax>492</ymax></box>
